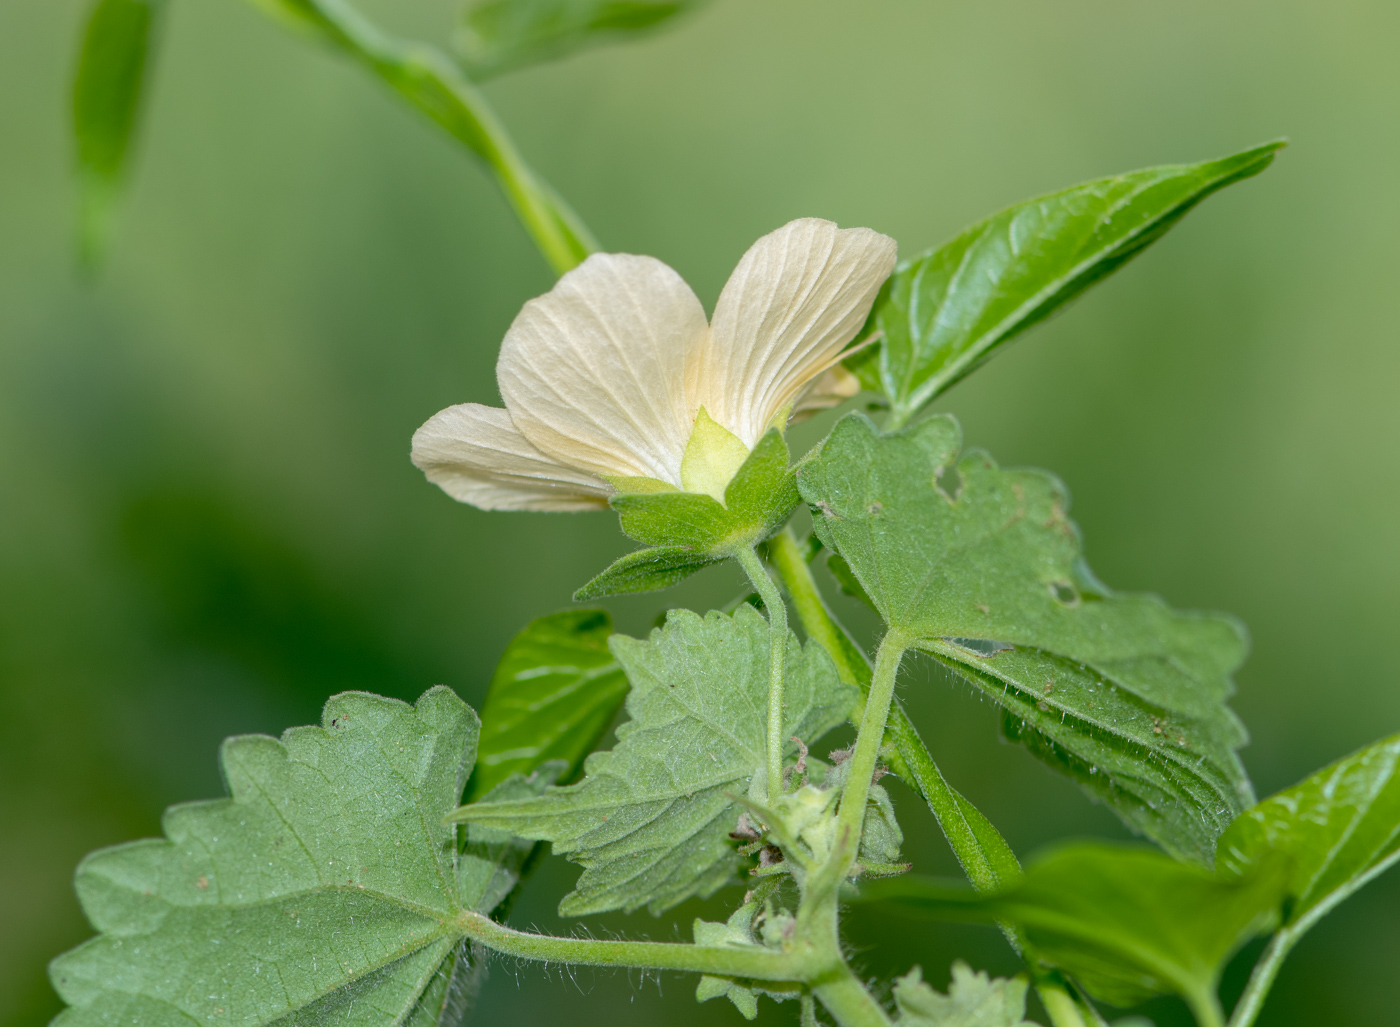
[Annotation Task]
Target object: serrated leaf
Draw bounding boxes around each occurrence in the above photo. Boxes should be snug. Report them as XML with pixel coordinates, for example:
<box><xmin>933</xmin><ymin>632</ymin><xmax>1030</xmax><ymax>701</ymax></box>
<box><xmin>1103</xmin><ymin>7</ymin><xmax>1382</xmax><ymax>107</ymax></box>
<box><xmin>867</xmin><ymin>842</ymin><xmax>1288</xmax><ymax>1013</ymax></box>
<box><xmin>893</xmin><ymin>962</ymin><xmax>1037</xmax><ymax>1027</ymax></box>
<box><xmin>456</xmin><ymin>0</ymin><xmax>708</xmax><ymax>79</ymax></box>
<box><xmin>799</xmin><ymin>413</ymin><xmax>1252</xmax><ymax>863</ymax></box>
<box><xmin>470</xmin><ymin>610</ymin><xmax>628</xmax><ymax>799</ymax></box>
<box><xmin>49</xmin><ymin>688</ymin><xmax>486</xmax><ymax>1026</ymax></box>
<box><xmin>848</xmin><ymin>144</ymin><xmax>1283</xmax><ymax>424</ymax></box>
<box><xmin>1218</xmin><ymin>733</ymin><xmax>1400</xmax><ymax>936</ymax></box>
<box><xmin>450</xmin><ymin>606</ymin><xmax>857</xmax><ymax>915</ymax></box>
<box><xmin>71</xmin><ymin>0</ymin><xmax>165</xmax><ymax>266</ymax></box>
<box><xmin>573</xmin><ymin>544</ymin><xmax>722</xmax><ymax>599</ymax></box>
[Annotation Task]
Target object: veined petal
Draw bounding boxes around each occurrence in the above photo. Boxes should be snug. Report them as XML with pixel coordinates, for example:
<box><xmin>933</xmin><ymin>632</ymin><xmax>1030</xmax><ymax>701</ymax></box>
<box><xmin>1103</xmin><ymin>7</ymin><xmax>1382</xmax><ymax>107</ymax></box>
<box><xmin>790</xmin><ymin>364</ymin><xmax>862</xmax><ymax>423</ymax></box>
<box><xmin>700</xmin><ymin>218</ymin><xmax>896</xmax><ymax>446</ymax></box>
<box><xmin>411</xmin><ymin>403</ymin><xmax>612</xmax><ymax>512</ymax></box>
<box><xmin>498</xmin><ymin>253</ymin><xmax>708</xmax><ymax>485</ymax></box>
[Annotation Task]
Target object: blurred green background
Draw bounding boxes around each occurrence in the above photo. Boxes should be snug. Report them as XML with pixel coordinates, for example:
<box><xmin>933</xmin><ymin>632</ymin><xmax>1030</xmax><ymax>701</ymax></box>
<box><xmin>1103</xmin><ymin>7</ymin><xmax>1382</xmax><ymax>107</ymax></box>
<box><xmin>3</xmin><ymin>1</ymin><xmax>1398</xmax><ymax>1024</ymax></box>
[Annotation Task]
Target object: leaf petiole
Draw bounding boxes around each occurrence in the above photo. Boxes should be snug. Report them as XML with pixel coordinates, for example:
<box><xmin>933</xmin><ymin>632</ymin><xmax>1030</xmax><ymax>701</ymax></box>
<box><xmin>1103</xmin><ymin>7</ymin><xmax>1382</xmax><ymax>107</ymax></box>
<box><xmin>736</xmin><ymin>545</ymin><xmax>789</xmax><ymax>803</ymax></box>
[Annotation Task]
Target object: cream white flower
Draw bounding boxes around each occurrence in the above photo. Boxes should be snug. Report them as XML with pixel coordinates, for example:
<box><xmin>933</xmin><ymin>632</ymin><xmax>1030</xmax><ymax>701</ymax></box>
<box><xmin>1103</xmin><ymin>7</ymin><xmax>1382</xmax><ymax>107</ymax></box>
<box><xmin>411</xmin><ymin>218</ymin><xmax>897</xmax><ymax>511</ymax></box>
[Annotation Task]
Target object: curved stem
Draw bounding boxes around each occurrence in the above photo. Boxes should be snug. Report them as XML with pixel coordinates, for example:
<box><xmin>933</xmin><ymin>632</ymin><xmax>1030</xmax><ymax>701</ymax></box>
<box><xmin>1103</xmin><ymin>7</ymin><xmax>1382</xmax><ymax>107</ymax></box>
<box><xmin>1186</xmin><ymin>988</ymin><xmax>1227</xmax><ymax>1027</ymax></box>
<box><xmin>1227</xmin><ymin>930</ymin><xmax>1295</xmax><ymax>1027</ymax></box>
<box><xmin>737</xmin><ymin>545</ymin><xmax>789</xmax><ymax>803</ymax></box>
<box><xmin>813</xmin><ymin>968</ymin><xmax>895</xmax><ymax>1027</ymax></box>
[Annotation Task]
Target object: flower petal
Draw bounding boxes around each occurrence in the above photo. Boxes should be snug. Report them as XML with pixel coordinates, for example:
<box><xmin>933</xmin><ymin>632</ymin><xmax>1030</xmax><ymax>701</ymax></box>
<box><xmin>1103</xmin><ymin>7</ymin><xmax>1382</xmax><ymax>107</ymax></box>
<box><xmin>411</xmin><ymin>403</ymin><xmax>612</xmax><ymax>512</ymax></box>
<box><xmin>497</xmin><ymin>252</ymin><xmax>708</xmax><ymax>486</ymax></box>
<box><xmin>700</xmin><ymin>218</ymin><xmax>896</xmax><ymax>446</ymax></box>
<box><xmin>789</xmin><ymin>364</ymin><xmax>863</xmax><ymax>423</ymax></box>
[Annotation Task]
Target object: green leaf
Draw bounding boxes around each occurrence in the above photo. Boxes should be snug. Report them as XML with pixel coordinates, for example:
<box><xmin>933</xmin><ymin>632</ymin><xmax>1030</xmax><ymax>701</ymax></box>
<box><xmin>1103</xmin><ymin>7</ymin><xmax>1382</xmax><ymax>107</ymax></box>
<box><xmin>1218</xmin><ymin>733</ymin><xmax>1400</xmax><ymax>935</ymax></box>
<box><xmin>849</xmin><ymin>143</ymin><xmax>1283</xmax><ymax>425</ymax></box>
<box><xmin>49</xmin><ymin>687</ymin><xmax>487</xmax><ymax>1026</ymax></box>
<box><xmin>799</xmin><ymin>413</ymin><xmax>1253</xmax><ymax>863</ymax></box>
<box><xmin>456</xmin><ymin>0</ymin><xmax>708</xmax><ymax>79</ymax></box>
<box><xmin>892</xmin><ymin>962</ymin><xmax>1036</xmax><ymax>1027</ymax></box>
<box><xmin>573</xmin><ymin>544</ymin><xmax>722</xmax><ymax>599</ymax></box>
<box><xmin>450</xmin><ymin>606</ymin><xmax>857</xmax><ymax>915</ymax></box>
<box><xmin>867</xmin><ymin>842</ymin><xmax>1287</xmax><ymax>1014</ymax></box>
<box><xmin>71</xmin><ymin>0</ymin><xmax>165</xmax><ymax>266</ymax></box>
<box><xmin>470</xmin><ymin>610</ymin><xmax>629</xmax><ymax>799</ymax></box>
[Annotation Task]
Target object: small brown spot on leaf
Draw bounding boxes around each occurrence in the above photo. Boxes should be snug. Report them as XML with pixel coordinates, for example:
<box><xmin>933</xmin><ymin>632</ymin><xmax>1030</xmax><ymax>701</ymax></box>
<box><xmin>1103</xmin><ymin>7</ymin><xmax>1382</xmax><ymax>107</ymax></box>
<box><xmin>196</xmin><ymin>875</ymin><xmax>209</xmax><ymax>890</ymax></box>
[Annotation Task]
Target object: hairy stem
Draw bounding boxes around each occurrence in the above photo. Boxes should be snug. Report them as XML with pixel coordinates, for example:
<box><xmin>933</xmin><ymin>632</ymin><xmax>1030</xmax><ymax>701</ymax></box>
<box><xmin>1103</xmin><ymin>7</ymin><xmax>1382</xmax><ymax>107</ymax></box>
<box><xmin>248</xmin><ymin>0</ymin><xmax>597</xmax><ymax>275</ymax></box>
<box><xmin>1227</xmin><ymin>930</ymin><xmax>1295</xmax><ymax>1027</ymax></box>
<box><xmin>737</xmin><ymin>545</ymin><xmax>789</xmax><ymax>803</ymax></box>
<box><xmin>813</xmin><ymin>972</ymin><xmax>895</xmax><ymax>1027</ymax></box>
<box><xmin>769</xmin><ymin>529</ymin><xmax>870</xmax><ymax>694</ymax></box>
<box><xmin>457</xmin><ymin>910</ymin><xmax>800</xmax><ymax>980</ymax></box>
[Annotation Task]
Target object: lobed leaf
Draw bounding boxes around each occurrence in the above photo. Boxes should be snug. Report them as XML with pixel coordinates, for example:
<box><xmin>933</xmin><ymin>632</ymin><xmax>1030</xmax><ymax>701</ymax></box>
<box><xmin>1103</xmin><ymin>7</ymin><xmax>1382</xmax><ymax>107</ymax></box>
<box><xmin>1218</xmin><ymin>733</ymin><xmax>1400</xmax><ymax>934</ymax></box>
<box><xmin>799</xmin><ymin>413</ymin><xmax>1253</xmax><ymax>863</ymax></box>
<box><xmin>848</xmin><ymin>143</ymin><xmax>1283</xmax><ymax>425</ymax></box>
<box><xmin>470</xmin><ymin>609</ymin><xmax>628</xmax><ymax>798</ymax></box>
<box><xmin>868</xmin><ymin>842</ymin><xmax>1288</xmax><ymax>1012</ymax></box>
<box><xmin>456</xmin><ymin>0</ymin><xmax>708</xmax><ymax>79</ymax></box>
<box><xmin>50</xmin><ymin>688</ymin><xmax>489</xmax><ymax>1026</ymax></box>
<box><xmin>451</xmin><ymin>606</ymin><xmax>857</xmax><ymax>915</ymax></box>
<box><xmin>71</xmin><ymin>0</ymin><xmax>166</xmax><ymax>265</ymax></box>
<box><xmin>892</xmin><ymin>962</ymin><xmax>1037</xmax><ymax>1027</ymax></box>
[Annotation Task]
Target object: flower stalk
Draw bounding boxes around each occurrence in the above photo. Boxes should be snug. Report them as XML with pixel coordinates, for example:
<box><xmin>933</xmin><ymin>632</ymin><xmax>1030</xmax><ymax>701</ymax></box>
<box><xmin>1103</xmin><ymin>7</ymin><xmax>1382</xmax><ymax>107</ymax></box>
<box><xmin>737</xmin><ymin>545</ymin><xmax>789</xmax><ymax>803</ymax></box>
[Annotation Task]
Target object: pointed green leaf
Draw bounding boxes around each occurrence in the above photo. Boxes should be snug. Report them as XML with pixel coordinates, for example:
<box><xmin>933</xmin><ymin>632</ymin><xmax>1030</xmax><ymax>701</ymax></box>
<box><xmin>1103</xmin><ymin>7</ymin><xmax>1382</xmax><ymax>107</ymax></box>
<box><xmin>573</xmin><ymin>544</ymin><xmax>722</xmax><ymax>599</ymax></box>
<box><xmin>49</xmin><ymin>688</ymin><xmax>486</xmax><ymax>1026</ymax></box>
<box><xmin>71</xmin><ymin>0</ymin><xmax>166</xmax><ymax>265</ymax></box>
<box><xmin>456</xmin><ymin>0</ymin><xmax>709</xmax><ymax>79</ymax></box>
<box><xmin>1218</xmin><ymin>734</ymin><xmax>1400</xmax><ymax>935</ymax></box>
<box><xmin>450</xmin><ymin>606</ymin><xmax>857</xmax><ymax>915</ymax></box>
<box><xmin>892</xmin><ymin>962</ymin><xmax>1036</xmax><ymax>1027</ymax></box>
<box><xmin>470</xmin><ymin>610</ymin><xmax>629</xmax><ymax>799</ymax></box>
<box><xmin>867</xmin><ymin>843</ymin><xmax>1288</xmax><ymax>1013</ymax></box>
<box><xmin>799</xmin><ymin>413</ymin><xmax>1252</xmax><ymax>863</ymax></box>
<box><xmin>849</xmin><ymin>144</ymin><xmax>1283</xmax><ymax>424</ymax></box>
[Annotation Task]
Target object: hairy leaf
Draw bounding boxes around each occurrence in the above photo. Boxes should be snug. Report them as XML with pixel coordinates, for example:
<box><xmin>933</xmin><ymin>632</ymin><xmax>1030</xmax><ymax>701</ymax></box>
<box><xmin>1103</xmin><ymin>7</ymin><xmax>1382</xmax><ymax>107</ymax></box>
<box><xmin>457</xmin><ymin>0</ymin><xmax>708</xmax><ymax>79</ymax></box>
<box><xmin>470</xmin><ymin>609</ymin><xmax>628</xmax><ymax>799</ymax></box>
<box><xmin>848</xmin><ymin>143</ymin><xmax>1283</xmax><ymax>425</ymax></box>
<box><xmin>1218</xmin><ymin>733</ymin><xmax>1400</xmax><ymax>934</ymax></box>
<box><xmin>868</xmin><ymin>843</ymin><xmax>1287</xmax><ymax>1012</ymax></box>
<box><xmin>892</xmin><ymin>962</ymin><xmax>1036</xmax><ymax>1027</ymax></box>
<box><xmin>799</xmin><ymin>413</ymin><xmax>1252</xmax><ymax>863</ymax></box>
<box><xmin>451</xmin><ymin>606</ymin><xmax>857</xmax><ymax>915</ymax></box>
<box><xmin>72</xmin><ymin>0</ymin><xmax>165</xmax><ymax>265</ymax></box>
<box><xmin>574</xmin><ymin>544</ymin><xmax>722</xmax><ymax>599</ymax></box>
<box><xmin>49</xmin><ymin>688</ymin><xmax>491</xmax><ymax>1026</ymax></box>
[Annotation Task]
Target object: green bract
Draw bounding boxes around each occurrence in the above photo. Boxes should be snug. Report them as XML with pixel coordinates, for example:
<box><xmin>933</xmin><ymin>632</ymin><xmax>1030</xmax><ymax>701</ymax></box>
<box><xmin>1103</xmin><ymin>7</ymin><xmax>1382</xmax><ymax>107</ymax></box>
<box><xmin>48</xmin><ymin>688</ymin><xmax>510</xmax><ymax>1026</ymax></box>
<box><xmin>799</xmin><ymin>413</ymin><xmax>1253</xmax><ymax>864</ymax></box>
<box><xmin>469</xmin><ymin>609</ymin><xmax>629</xmax><ymax>799</ymax></box>
<box><xmin>450</xmin><ymin>606</ymin><xmax>856</xmax><ymax>915</ymax></box>
<box><xmin>576</xmin><ymin>429</ymin><xmax>800</xmax><ymax>598</ymax></box>
<box><xmin>847</xmin><ymin>143</ymin><xmax>1283</xmax><ymax>428</ymax></box>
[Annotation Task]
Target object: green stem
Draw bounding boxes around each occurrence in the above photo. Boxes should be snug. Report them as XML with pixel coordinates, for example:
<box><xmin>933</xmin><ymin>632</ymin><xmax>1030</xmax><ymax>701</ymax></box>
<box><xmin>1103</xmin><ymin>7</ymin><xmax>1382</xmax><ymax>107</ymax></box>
<box><xmin>737</xmin><ymin>546</ymin><xmax>789</xmax><ymax>802</ymax></box>
<box><xmin>251</xmin><ymin>0</ymin><xmax>597</xmax><ymax>275</ymax></box>
<box><xmin>458</xmin><ymin>910</ymin><xmax>800</xmax><ymax>980</ymax></box>
<box><xmin>1186</xmin><ymin>988</ymin><xmax>1227</xmax><ymax>1027</ymax></box>
<box><xmin>1227</xmin><ymin>930</ymin><xmax>1295</xmax><ymax>1027</ymax></box>
<box><xmin>768</xmin><ymin>529</ymin><xmax>870</xmax><ymax>694</ymax></box>
<box><xmin>812</xmin><ymin>969</ymin><xmax>895</xmax><ymax>1027</ymax></box>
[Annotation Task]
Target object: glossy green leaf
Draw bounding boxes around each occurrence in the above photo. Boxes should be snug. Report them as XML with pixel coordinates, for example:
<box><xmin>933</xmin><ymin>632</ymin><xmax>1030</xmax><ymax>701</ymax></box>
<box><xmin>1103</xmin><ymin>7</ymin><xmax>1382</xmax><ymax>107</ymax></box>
<box><xmin>71</xmin><ymin>0</ymin><xmax>165</xmax><ymax>265</ymax></box>
<box><xmin>456</xmin><ymin>0</ymin><xmax>708</xmax><ymax>79</ymax></box>
<box><xmin>450</xmin><ymin>606</ymin><xmax>856</xmax><ymax>915</ymax></box>
<box><xmin>1219</xmin><ymin>733</ymin><xmax>1400</xmax><ymax>934</ymax></box>
<box><xmin>470</xmin><ymin>609</ymin><xmax>629</xmax><ymax>799</ymax></box>
<box><xmin>799</xmin><ymin>413</ymin><xmax>1252</xmax><ymax>863</ymax></box>
<box><xmin>867</xmin><ymin>843</ymin><xmax>1287</xmax><ymax>1014</ymax></box>
<box><xmin>848</xmin><ymin>144</ymin><xmax>1283</xmax><ymax>426</ymax></box>
<box><xmin>892</xmin><ymin>962</ymin><xmax>1036</xmax><ymax>1027</ymax></box>
<box><xmin>49</xmin><ymin>688</ymin><xmax>490</xmax><ymax>1026</ymax></box>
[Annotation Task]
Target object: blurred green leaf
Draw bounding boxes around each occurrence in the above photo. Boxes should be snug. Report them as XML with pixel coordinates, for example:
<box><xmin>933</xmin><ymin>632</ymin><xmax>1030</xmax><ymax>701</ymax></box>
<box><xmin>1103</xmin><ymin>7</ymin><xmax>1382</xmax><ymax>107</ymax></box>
<box><xmin>798</xmin><ymin>413</ymin><xmax>1253</xmax><ymax>863</ymax></box>
<box><xmin>71</xmin><ymin>0</ymin><xmax>165</xmax><ymax>266</ymax></box>
<box><xmin>1219</xmin><ymin>733</ymin><xmax>1400</xmax><ymax>932</ymax></box>
<box><xmin>892</xmin><ymin>962</ymin><xmax>1036</xmax><ymax>1027</ymax></box>
<box><xmin>848</xmin><ymin>143</ymin><xmax>1283</xmax><ymax>426</ymax></box>
<box><xmin>470</xmin><ymin>609</ymin><xmax>629</xmax><ymax>799</ymax></box>
<box><xmin>450</xmin><ymin>606</ymin><xmax>856</xmax><ymax>915</ymax></box>
<box><xmin>49</xmin><ymin>688</ymin><xmax>487</xmax><ymax>1026</ymax></box>
<box><xmin>456</xmin><ymin>0</ymin><xmax>708</xmax><ymax>79</ymax></box>
<box><xmin>866</xmin><ymin>842</ymin><xmax>1288</xmax><ymax>1016</ymax></box>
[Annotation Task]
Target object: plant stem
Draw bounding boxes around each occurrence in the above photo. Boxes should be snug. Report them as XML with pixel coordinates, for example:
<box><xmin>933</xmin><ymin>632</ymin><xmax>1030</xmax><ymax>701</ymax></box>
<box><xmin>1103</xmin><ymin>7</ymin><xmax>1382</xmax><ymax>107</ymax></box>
<box><xmin>249</xmin><ymin>0</ymin><xmax>597</xmax><ymax>275</ymax></box>
<box><xmin>1227</xmin><ymin>930</ymin><xmax>1295</xmax><ymax>1027</ymax></box>
<box><xmin>457</xmin><ymin>910</ymin><xmax>800</xmax><ymax>980</ymax></box>
<box><xmin>812</xmin><ymin>969</ymin><xmax>895</xmax><ymax>1027</ymax></box>
<box><xmin>768</xmin><ymin>529</ymin><xmax>870</xmax><ymax>693</ymax></box>
<box><xmin>1187</xmin><ymin>988</ymin><xmax>1227</xmax><ymax>1027</ymax></box>
<box><xmin>737</xmin><ymin>545</ymin><xmax>789</xmax><ymax>803</ymax></box>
